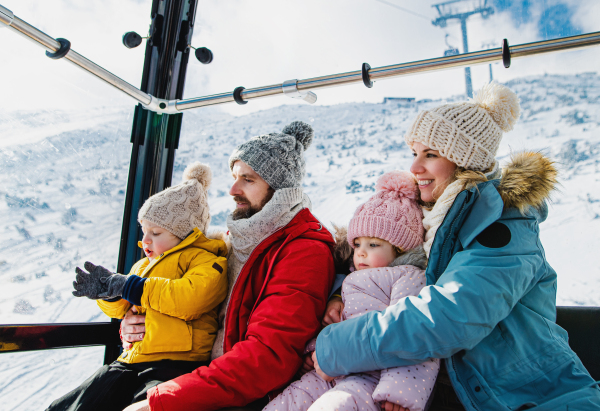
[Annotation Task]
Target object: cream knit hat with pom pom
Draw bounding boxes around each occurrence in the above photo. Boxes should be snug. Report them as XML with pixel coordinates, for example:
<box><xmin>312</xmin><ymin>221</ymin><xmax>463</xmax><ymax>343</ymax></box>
<box><xmin>138</xmin><ymin>162</ymin><xmax>212</xmax><ymax>239</ymax></box>
<box><xmin>404</xmin><ymin>81</ymin><xmax>521</xmax><ymax>171</ymax></box>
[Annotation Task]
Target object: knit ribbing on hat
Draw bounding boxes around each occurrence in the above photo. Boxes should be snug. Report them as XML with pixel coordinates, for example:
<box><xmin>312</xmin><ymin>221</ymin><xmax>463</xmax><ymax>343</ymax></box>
<box><xmin>228</xmin><ymin>121</ymin><xmax>313</xmax><ymax>190</ymax></box>
<box><xmin>347</xmin><ymin>171</ymin><xmax>424</xmax><ymax>251</ymax></box>
<box><xmin>405</xmin><ymin>82</ymin><xmax>520</xmax><ymax>171</ymax></box>
<box><xmin>138</xmin><ymin>162</ymin><xmax>212</xmax><ymax>239</ymax></box>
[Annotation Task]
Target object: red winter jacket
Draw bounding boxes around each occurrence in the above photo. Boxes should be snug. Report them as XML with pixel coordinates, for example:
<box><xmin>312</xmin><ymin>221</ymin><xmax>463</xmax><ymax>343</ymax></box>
<box><xmin>147</xmin><ymin>208</ymin><xmax>335</xmax><ymax>411</ymax></box>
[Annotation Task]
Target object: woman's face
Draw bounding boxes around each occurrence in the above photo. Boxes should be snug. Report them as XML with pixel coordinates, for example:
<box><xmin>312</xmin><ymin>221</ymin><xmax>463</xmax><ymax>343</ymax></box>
<box><xmin>410</xmin><ymin>142</ymin><xmax>457</xmax><ymax>203</ymax></box>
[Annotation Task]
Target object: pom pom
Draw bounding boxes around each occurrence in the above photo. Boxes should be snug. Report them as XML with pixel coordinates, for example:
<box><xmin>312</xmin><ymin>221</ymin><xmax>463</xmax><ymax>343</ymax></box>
<box><xmin>375</xmin><ymin>170</ymin><xmax>418</xmax><ymax>200</ymax></box>
<box><xmin>474</xmin><ymin>81</ymin><xmax>521</xmax><ymax>132</ymax></box>
<box><xmin>183</xmin><ymin>162</ymin><xmax>212</xmax><ymax>189</ymax></box>
<box><xmin>281</xmin><ymin>121</ymin><xmax>314</xmax><ymax>150</ymax></box>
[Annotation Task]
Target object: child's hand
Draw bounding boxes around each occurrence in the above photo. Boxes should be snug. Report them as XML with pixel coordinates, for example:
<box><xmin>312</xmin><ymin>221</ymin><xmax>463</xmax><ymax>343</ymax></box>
<box><xmin>72</xmin><ymin>261</ymin><xmax>127</xmax><ymax>300</ymax></box>
<box><xmin>299</xmin><ymin>352</ymin><xmax>315</xmax><ymax>375</ymax></box>
<box><xmin>312</xmin><ymin>351</ymin><xmax>335</xmax><ymax>382</ymax></box>
<box><xmin>72</xmin><ymin>262</ymin><xmax>111</xmax><ymax>299</ymax></box>
<box><xmin>381</xmin><ymin>401</ymin><xmax>410</xmax><ymax>411</ymax></box>
<box><xmin>322</xmin><ymin>296</ymin><xmax>344</xmax><ymax>326</ymax></box>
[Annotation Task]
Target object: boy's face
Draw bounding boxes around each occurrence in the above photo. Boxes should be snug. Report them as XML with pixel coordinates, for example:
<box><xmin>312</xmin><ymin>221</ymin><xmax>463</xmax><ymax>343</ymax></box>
<box><xmin>140</xmin><ymin>220</ymin><xmax>182</xmax><ymax>261</ymax></box>
<box><xmin>352</xmin><ymin>237</ymin><xmax>397</xmax><ymax>270</ymax></box>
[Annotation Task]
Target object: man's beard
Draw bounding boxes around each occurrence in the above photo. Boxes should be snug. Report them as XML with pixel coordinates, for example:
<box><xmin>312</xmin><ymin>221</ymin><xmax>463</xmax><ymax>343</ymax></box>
<box><xmin>231</xmin><ymin>189</ymin><xmax>275</xmax><ymax>220</ymax></box>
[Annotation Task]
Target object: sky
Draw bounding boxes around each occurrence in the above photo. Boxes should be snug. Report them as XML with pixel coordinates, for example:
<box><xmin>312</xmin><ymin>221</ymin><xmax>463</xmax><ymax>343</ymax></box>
<box><xmin>1</xmin><ymin>0</ymin><xmax>600</xmax><ymax>116</ymax></box>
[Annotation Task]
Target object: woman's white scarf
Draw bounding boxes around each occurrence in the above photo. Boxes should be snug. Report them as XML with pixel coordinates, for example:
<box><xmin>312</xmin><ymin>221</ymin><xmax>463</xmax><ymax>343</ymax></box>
<box><xmin>422</xmin><ymin>163</ymin><xmax>501</xmax><ymax>258</ymax></box>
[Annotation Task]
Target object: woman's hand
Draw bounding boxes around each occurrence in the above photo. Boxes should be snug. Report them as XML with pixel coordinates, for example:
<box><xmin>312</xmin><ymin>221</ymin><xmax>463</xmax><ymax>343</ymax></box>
<box><xmin>312</xmin><ymin>351</ymin><xmax>335</xmax><ymax>382</ymax></box>
<box><xmin>322</xmin><ymin>296</ymin><xmax>344</xmax><ymax>326</ymax></box>
<box><xmin>121</xmin><ymin>306</ymin><xmax>146</xmax><ymax>350</ymax></box>
<box><xmin>381</xmin><ymin>401</ymin><xmax>409</xmax><ymax>411</ymax></box>
<box><xmin>122</xmin><ymin>399</ymin><xmax>150</xmax><ymax>411</ymax></box>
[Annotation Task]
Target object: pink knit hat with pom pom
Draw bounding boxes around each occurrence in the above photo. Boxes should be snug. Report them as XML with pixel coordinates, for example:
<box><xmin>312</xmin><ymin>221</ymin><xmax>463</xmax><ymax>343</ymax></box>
<box><xmin>347</xmin><ymin>171</ymin><xmax>424</xmax><ymax>251</ymax></box>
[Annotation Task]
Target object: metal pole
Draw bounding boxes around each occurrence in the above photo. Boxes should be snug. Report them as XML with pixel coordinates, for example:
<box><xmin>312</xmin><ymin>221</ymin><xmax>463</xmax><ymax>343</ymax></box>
<box><xmin>1</xmin><ymin>9</ymin><xmax>152</xmax><ymax>106</ymax></box>
<box><xmin>175</xmin><ymin>31</ymin><xmax>600</xmax><ymax>110</ymax></box>
<box><xmin>460</xmin><ymin>16</ymin><xmax>473</xmax><ymax>97</ymax></box>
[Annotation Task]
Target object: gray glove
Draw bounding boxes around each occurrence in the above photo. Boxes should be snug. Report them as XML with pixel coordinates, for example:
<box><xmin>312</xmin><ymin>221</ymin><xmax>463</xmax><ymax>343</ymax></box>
<box><xmin>72</xmin><ymin>261</ymin><xmax>128</xmax><ymax>300</ymax></box>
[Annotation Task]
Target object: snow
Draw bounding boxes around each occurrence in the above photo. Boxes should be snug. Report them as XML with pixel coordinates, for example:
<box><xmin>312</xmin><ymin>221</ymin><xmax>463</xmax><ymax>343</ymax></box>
<box><xmin>1</xmin><ymin>73</ymin><xmax>599</xmax><ymax>409</ymax></box>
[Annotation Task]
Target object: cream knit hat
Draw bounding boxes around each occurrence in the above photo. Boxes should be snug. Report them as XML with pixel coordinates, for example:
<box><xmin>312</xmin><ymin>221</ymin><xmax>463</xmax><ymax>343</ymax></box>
<box><xmin>405</xmin><ymin>82</ymin><xmax>521</xmax><ymax>171</ymax></box>
<box><xmin>138</xmin><ymin>162</ymin><xmax>212</xmax><ymax>239</ymax></box>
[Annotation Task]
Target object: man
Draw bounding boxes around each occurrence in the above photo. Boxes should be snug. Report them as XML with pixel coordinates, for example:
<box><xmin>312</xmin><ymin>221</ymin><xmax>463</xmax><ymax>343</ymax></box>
<box><xmin>123</xmin><ymin>121</ymin><xmax>335</xmax><ymax>411</ymax></box>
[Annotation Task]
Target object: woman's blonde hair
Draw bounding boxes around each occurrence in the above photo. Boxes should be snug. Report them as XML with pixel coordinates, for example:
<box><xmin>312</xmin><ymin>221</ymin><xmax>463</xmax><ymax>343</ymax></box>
<box><xmin>420</xmin><ymin>166</ymin><xmax>490</xmax><ymax>209</ymax></box>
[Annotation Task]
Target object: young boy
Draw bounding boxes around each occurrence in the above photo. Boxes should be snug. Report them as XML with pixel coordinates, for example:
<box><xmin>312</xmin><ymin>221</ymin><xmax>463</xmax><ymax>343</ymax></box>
<box><xmin>47</xmin><ymin>162</ymin><xmax>228</xmax><ymax>411</ymax></box>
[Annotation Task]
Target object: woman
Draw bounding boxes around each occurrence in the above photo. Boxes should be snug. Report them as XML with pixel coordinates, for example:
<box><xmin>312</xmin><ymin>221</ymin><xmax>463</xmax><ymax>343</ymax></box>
<box><xmin>313</xmin><ymin>82</ymin><xmax>600</xmax><ymax>411</ymax></box>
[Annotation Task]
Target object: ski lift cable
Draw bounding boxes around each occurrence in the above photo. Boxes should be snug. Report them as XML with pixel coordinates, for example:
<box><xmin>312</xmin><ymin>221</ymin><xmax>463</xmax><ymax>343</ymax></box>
<box><xmin>371</xmin><ymin>0</ymin><xmax>431</xmax><ymax>21</ymax></box>
<box><xmin>3</xmin><ymin>4</ymin><xmax>600</xmax><ymax>113</ymax></box>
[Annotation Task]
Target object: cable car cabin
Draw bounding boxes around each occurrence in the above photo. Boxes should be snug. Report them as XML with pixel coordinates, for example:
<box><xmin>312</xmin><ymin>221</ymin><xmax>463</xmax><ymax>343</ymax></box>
<box><xmin>1</xmin><ymin>0</ymin><xmax>599</xmax><ymax>409</ymax></box>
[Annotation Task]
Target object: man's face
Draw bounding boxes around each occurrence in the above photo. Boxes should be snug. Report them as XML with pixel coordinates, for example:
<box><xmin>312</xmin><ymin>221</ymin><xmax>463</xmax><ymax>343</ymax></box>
<box><xmin>229</xmin><ymin>161</ymin><xmax>274</xmax><ymax>220</ymax></box>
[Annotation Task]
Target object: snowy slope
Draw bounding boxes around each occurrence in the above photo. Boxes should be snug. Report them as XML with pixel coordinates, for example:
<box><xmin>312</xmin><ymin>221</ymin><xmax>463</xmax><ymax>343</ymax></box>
<box><xmin>1</xmin><ymin>73</ymin><xmax>599</xmax><ymax>409</ymax></box>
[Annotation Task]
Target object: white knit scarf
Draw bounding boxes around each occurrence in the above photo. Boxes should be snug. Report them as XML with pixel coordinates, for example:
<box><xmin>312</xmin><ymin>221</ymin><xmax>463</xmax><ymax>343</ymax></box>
<box><xmin>211</xmin><ymin>187</ymin><xmax>312</xmax><ymax>359</ymax></box>
<box><xmin>422</xmin><ymin>163</ymin><xmax>501</xmax><ymax>258</ymax></box>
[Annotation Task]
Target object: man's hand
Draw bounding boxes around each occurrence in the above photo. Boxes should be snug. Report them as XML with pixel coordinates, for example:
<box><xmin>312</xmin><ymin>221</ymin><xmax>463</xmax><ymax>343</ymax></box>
<box><xmin>299</xmin><ymin>352</ymin><xmax>315</xmax><ymax>375</ymax></box>
<box><xmin>121</xmin><ymin>306</ymin><xmax>146</xmax><ymax>350</ymax></box>
<box><xmin>122</xmin><ymin>399</ymin><xmax>150</xmax><ymax>411</ymax></box>
<box><xmin>322</xmin><ymin>296</ymin><xmax>344</xmax><ymax>326</ymax></box>
<box><xmin>312</xmin><ymin>351</ymin><xmax>334</xmax><ymax>382</ymax></box>
<box><xmin>381</xmin><ymin>401</ymin><xmax>410</xmax><ymax>411</ymax></box>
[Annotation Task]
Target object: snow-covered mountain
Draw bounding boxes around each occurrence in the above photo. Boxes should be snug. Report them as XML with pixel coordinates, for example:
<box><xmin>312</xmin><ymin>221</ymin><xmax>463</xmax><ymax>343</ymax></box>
<box><xmin>1</xmin><ymin>73</ymin><xmax>599</xmax><ymax>409</ymax></box>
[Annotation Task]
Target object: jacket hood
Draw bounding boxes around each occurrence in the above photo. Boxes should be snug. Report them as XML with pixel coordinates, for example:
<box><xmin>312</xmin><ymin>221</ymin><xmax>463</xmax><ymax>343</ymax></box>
<box><xmin>331</xmin><ymin>225</ymin><xmax>427</xmax><ymax>271</ymax></box>
<box><xmin>498</xmin><ymin>151</ymin><xmax>558</xmax><ymax>213</ymax></box>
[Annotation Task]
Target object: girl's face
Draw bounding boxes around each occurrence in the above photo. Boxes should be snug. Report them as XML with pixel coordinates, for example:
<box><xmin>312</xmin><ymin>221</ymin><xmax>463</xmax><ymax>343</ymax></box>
<box><xmin>410</xmin><ymin>142</ymin><xmax>457</xmax><ymax>203</ymax></box>
<box><xmin>140</xmin><ymin>220</ymin><xmax>181</xmax><ymax>261</ymax></box>
<box><xmin>353</xmin><ymin>237</ymin><xmax>397</xmax><ymax>270</ymax></box>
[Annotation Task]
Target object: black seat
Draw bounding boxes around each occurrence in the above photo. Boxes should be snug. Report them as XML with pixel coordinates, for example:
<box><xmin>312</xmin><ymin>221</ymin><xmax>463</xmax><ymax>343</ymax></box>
<box><xmin>556</xmin><ymin>306</ymin><xmax>600</xmax><ymax>380</ymax></box>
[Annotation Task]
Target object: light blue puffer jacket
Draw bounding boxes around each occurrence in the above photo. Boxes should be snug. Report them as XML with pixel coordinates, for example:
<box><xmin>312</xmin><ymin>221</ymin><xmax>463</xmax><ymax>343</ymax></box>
<box><xmin>316</xmin><ymin>153</ymin><xmax>600</xmax><ymax>410</ymax></box>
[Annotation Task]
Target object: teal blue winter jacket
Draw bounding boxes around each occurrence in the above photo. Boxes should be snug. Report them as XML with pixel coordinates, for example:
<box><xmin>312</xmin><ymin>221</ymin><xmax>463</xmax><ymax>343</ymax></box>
<box><xmin>316</xmin><ymin>153</ymin><xmax>600</xmax><ymax>410</ymax></box>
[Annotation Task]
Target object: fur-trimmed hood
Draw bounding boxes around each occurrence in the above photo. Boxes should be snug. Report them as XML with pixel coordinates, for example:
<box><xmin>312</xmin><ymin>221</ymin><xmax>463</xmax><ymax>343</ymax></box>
<box><xmin>331</xmin><ymin>225</ymin><xmax>427</xmax><ymax>272</ymax></box>
<box><xmin>498</xmin><ymin>151</ymin><xmax>558</xmax><ymax>213</ymax></box>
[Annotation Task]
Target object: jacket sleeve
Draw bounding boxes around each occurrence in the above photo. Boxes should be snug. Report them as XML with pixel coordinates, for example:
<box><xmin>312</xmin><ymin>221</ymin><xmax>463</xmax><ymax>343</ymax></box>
<box><xmin>147</xmin><ymin>239</ymin><xmax>335</xmax><ymax>411</ymax></box>
<box><xmin>96</xmin><ymin>297</ymin><xmax>131</xmax><ymax>319</ymax></box>
<box><xmin>315</xmin><ymin>218</ymin><xmax>546</xmax><ymax>377</ymax></box>
<box><xmin>96</xmin><ymin>259</ymin><xmax>146</xmax><ymax>318</ymax></box>
<box><xmin>140</xmin><ymin>254</ymin><xmax>228</xmax><ymax>321</ymax></box>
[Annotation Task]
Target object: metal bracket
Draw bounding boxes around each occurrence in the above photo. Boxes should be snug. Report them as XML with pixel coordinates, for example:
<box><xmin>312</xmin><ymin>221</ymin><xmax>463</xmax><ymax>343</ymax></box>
<box><xmin>142</xmin><ymin>95</ymin><xmax>180</xmax><ymax>115</ymax></box>
<box><xmin>0</xmin><ymin>5</ymin><xmax>14</xmax><ymax>27</ymax></box>
<box><xmin>282</xmin><ymin>79</ymin><xmax>317</xmax><ymax>104</ymax></box>
<box><xmin>502</xmin><ymin>38</ymin><xmax>511</xmax><ymax>68</ymax></box>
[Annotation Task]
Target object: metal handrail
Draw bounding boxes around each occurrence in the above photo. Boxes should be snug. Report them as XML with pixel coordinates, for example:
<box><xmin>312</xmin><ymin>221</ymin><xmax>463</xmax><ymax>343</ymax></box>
<box><xmin>178</xmin><ymin>31</ymin><xmax>600</xmax><ymax>110</ymax></box>
<box><xmin>1</xmin><ymin>5</ymin><xmax>152</xmax><ymax>106</ymax></box>
<box><xmin>2</xmin><ymin>4</ymin><xmax>600</xmax><ymax>113</ymax></box>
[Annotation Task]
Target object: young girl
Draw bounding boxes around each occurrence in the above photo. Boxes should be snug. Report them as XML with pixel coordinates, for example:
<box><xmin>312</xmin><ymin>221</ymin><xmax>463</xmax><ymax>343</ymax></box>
<box><xmin>264</xmin><ymin>171</ymin><xmax>439</xmax><ymax>411</ymax></box>
<box><xmin>47</xmin><ymin>162</ymin><xmax>228</xmax><ymax>411</ymax></box>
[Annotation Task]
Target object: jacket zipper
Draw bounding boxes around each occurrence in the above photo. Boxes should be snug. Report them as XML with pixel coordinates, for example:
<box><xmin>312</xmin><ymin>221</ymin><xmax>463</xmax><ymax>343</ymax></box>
<box><xmin>220</xmin><ymin>226</ymin><xmax>286</xmax><ymax>353</ymax></box>
<box><xmin>434</xmin><ymin>193</ymin><xmax>470</xmax><ymax>280</ymax></box>
<box><xmin>436</xmin><ymin>190</ymin><xmax>479</xmax><ymax>410</ymax></box>
<box><xmin>451</xmin><ymin>357</ymin><xmax>479</xmax><ymax>411</ymax></box>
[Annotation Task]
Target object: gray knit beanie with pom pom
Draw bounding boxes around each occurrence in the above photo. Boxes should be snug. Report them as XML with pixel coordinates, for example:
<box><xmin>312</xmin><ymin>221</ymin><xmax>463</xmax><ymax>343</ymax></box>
<box><xmin>229</xmin><ymin>121</ymin><xmax>314</xmax><ymax>190</ymax></box>
<box><xmin>138</xmin><ymin>162</ymin><xmax>212</xmax><ymax>239</ymax></box>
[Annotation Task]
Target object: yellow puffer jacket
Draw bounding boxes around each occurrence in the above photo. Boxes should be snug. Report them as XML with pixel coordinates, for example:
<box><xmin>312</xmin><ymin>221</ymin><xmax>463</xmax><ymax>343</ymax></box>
<box><xmin>97</xmin><ymin>228</ymin><xmax>228</xmax><ymax>363</ymax></box>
